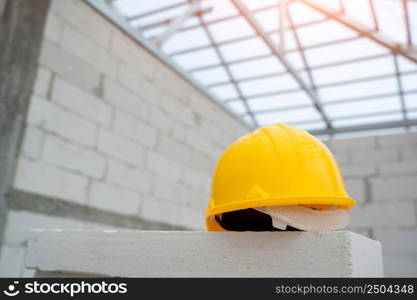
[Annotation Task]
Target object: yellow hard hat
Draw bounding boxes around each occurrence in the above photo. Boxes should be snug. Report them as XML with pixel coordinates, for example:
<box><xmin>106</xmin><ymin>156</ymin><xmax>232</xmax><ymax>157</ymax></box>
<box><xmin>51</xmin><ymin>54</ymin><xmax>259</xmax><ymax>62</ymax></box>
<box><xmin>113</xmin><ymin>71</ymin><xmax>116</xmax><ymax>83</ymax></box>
<box><xmin>205</xmin><ymin>123</ymin><xmax>355</xmax><ymax>231</ymax></box>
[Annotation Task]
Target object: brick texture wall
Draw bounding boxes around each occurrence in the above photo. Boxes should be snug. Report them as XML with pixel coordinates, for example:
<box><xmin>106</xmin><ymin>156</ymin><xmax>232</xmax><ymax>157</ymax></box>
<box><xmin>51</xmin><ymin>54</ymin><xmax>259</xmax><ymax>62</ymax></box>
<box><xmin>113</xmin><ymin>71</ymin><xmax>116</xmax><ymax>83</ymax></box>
<box><xmin>0</xmin><ymin>0</ymin><xmax>248</xmax><ymax>276</ymax></box>
<box><xmin>325</xmin><ymin>132</ymin><xmax>417</xmax><ymax>277</ymax></box>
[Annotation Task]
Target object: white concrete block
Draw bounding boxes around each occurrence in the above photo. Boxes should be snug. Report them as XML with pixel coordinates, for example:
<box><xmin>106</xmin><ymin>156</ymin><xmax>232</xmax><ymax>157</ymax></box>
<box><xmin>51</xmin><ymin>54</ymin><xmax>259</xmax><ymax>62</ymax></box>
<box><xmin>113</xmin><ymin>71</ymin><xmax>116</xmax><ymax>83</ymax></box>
<box><xmin>61</xmin><ymin>25</ymin><xmax>117</xmax><ymax>76</ymax></box>
<box><xmin>349</xmin><ymin>201</ymin><xmax>416</xmax><ymax>228</ymax></box>
<box><xmin>345</xmin><ymin>179</ymin><xmax>366</xmax><ymax>204</ymax></box>
<box><xmin>350</xmin><ymin>232</ymin><xmax>384</xmax><ymax>277</ymax></box>
<box><xmin>27</xmin><ymin>97</ymin><xmax>97</xmax><ymax>148</ymax></box>
<box><xmin>373</xmin><ymin>229</ymin><xmax>417</xmax><ymax>255</ymax></box>
<box><xmin>0</xmin><ymin>246</ymin><xmax>25</xmax><ymax>277</ymax></box>
<box><xmin>149</xmin><ymin>107</ymin><xmax>174</xmax><ymax>135</ymax></box>
<box><xmin>25</xmin><ymin>231</ymin><xmax>383</xmax><ymax>277</ymax></box>
<box><xmin>159</xmin><ymin>92</ymin><xmax>194</xmax><ymax>126</ymax></box>
<box><xmin>182</xmin><ymin>168</ymin><xmax>209</xmax><ymax>190</ymax></box>
<box><xmin>3</xmin><ymin>210</ymin><xmax>84</xmax><ymax>246</ymax></box>
<box><xmin>340</xmin><ymin>164</ymin><xmax>377</xmax><ymax>178</ymax></box>
<box><xmin>42</xmin><ymin>135</ymin><xmax>106</xmax><ymax>179</ymax></box>
<box><xmin>113</xmin><ymin>110</ymin><xmax>158</xmax><ymax>148</ymax></box>
<box><xmin>103</xmin><ymin>78</ymin><xmax>149</xmax><ymax>120</ymax></box>
<box><xmin>329</xmin><ymin>136</ymin><xmax>376</xmax><ymax>151</ymax></box>
<box><xmin>187</xmin><ymin>188</ymin><xmax>210</xmax><ymax>210</ymax></box>
<box><xmin>40</xmin><ymin>40</ymin><xmax>101</xmax><ymax>92</ymax></box>
<box><xmin>370</xmin><ymin>176</ymin><xmax>417</xmax><ymax>201</ymax></box>
<box><xmin>153</xmin><ymin>177</ymin><xmax>187</xmax><ymax>204</ymax></box>
<box><xmin>89</xmin><ymin>181</ymin><xmax>140</xmax><ymax>216</ymax></box>
<box><xmin>377</xmin><ymin>132</ymin><xmax>417</xmax><ymax>148</ymax></box>
<box><xmin>147</xmin><ymin>152</ymin><xmax>183</xmax><ymax>181</ymax></box>
<box><xmin>351</xmin><ymin>148</ymin><xmax>398</xmax><ymax>164</ymax></box>
<box><xmin>185</xmin><ymin>129</ymin><xmax>218</xmax><ymax>157</ymax></box>
<box><xmin>33</xmin><ymin>67</ymin><xmax>52</xmax><ymax>98</ymax></box>
<box><xmin>140</xmin><ymin>199</ymin><xmax>180</xmax><ymax>226</ymax></box>
<box><xmin>50</xmin><ymin>0</ymin><xmax>113</xmax><ymax>49</ymax></box>
<box><xmin>52</xmin><ymin>77</ymin><xmax>112</xmax><ymax>126</ymax></box>
<box><xmin>331</xmin><ymin>151</ymin><xmax>350</xmax><ymax>165</ymax></box>
<box><xmin>378</xmin><ymin>161</ymin><xmax>417</xmax><ymax>175</ymax></box>
<box><xmin>106</xmin><ymin>160</ymin><xmax>153</xmax><ymax>194</ymax></box>
<box><xmin>44</xmin><ymin>12</ymin><xmax>63</xmax><ymax>45</ymax></box>
<box><xmin>383</xmin><ymin>255</ymin><xmax>417</xmax><ymax>277</ymax></box>
<box><xmin>154</xmin><ymin>63</ymin><xmax>190</xmax><ymax>102</ymax></box>
<box><xmin>190</xmin><ymin>150</ymin><xmax>215</xmax><ymax>174</ymax></box>
<box><xmin>97</xmin><ymin>129</ymin><xmax>145</xmax><ymax>167</ymax></box>
<box><xmin>401</xmin><ymin>145</ymin><xmax>417</xmax><ymax>160</ymax></box>
<box><xmin>189</xmin><ymin>91</ymin><xmax>216</xmax><ymax>120</ymax></box>
<box><xmin>110</xmin><ymin>33</ymin><xmax>157</xmax><ymax>80</ymax></box>
<box><xmin>21</xmin><ymin>126</ymin><xmax>44</xmax><ymax>160</ymax></box>
<box><xmin>13</xmin><ymin>158</ymin><xmax>88</xmax><ymax>204</ymax></box>
<box><xmin>178</xmin><ymin>207</ymin><xmax>205</xmax><ymax>230</ymax></box>
<box><xmin>157</xmin><ymin>135</ymin><xmax>192</xmax><ymax>166</ymax></box>
<box><xmin>199</xmin><ymin>120</ymin><xmax>221</xmax><ymax>143</ymax></box>
<box><xmin>117</xmin><ymin>64</ymin><xmax>159</xmax><ymax>103</ymax></box>
<box><xmin>172</xmin><ymin>123</ymin><xmax>187</xmax><ymax>142</ymax></box>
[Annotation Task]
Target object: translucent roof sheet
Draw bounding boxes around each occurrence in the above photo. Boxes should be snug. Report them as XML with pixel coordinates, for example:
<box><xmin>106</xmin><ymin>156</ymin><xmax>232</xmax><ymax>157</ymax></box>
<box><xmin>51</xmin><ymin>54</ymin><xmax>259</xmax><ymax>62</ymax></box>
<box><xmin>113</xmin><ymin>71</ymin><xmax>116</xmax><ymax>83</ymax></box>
<box><xmin>107</xmin><ymin>0</ymin><xmax>417</xmax><ymax>135</ymax></box>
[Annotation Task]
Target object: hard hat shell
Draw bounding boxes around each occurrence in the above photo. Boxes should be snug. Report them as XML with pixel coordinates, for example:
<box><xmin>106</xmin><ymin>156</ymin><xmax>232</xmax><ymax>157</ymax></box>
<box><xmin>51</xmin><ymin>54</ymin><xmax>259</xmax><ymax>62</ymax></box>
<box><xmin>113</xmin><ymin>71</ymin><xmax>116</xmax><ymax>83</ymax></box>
<box><xmin>205</xmin><ymin>123</ymin><xmax>355</xmax><ymax>231</ymax></box>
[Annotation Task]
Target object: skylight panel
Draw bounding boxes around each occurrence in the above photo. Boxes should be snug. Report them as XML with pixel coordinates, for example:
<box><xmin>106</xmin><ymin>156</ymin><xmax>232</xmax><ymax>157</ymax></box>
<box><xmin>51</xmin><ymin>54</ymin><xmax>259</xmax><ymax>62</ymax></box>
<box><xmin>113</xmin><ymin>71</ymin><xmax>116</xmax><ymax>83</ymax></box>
<box><xmin>201</xmin><ymin>0</ymin><xmax>238</xmax><ymax>22</ymax></box>
<box><xmin>210</xmin><ymin>84</ymin><xmax>239</xmax><ymax>101</ymax></box>
<box><xmin>225</xmin><ymin>100</ymin><xmax>247</xmax><ymax>115</ymax></box>
<box><xmin>341</xmin><ymin>0</ymin><xmax>375</xmax><ymax>29</ymax></box>
<box><xmin>163</xmin><ymin>27</ymin><xmax>210</xmax><ymax>53</ymax></box>
<box><xmin>374</xmin><ymin>0</ymin><xmax>407</xmax><ymax>44</ymax></box>
<box><xmin>296</xmin><ymin>20</ymin><xmax>357</xmax><ymax>47</ymax></box>
<box><xmin>229</xmin><ymin>56</ymin><xmax>285</xmax><ymax>80</ymax></box>
<box><xmin>208</xmin><ymin>17</ymin><xmax>255</xmax><ymax>43</ymax></box>
<box><xmin>238</xmin><ymin>74</ymin><xmax>299</xmax><ymax>96</ymax></box>
<box><xmin>193</xmin><ymin>67</ymin><xmax>230</xmax><ymax>86</ymax></box>
<box><xmin>172</xmin><ymin>48</ymin><xmax>220</xmax><ymax>70</ymax></box>
<box><xmin>319</xmin><ymin>77</ymin><xmax>398</xmax><ymax>102</ymax></box>
<box><xmin>247</xmin><ymin>91</ymin><xmax>312</xmax><ymax>112</ymax></box>
<box><xmin>324</xmin><ymin>96</ymin><xmax>401</xmax><ymax>118</ymax></box>
<box><xmin>254</xmin><ymin>8</ymin><xmax>279</xmax><ymax>32</ymax></box>
<box><xmin>219</xmin><ymin>37</ymin><xmax>271</xmax><ymax>62</ymax></box>
<box><xmin>255</xmin><ymin>106</ymin><xmax>321</xmax><ymax>125</ymax></box>
<box><xmin>332</xmin><ymin>113</ymin><xmax>403</xmax><ymax>128</ymax></box>
<box><xmin>306</xmin><ymin>38</ymin><xmax>388</xmax><ymax>66</ymax></box>
<box><xmin>405</xmin><ymin>93</ymin><xmax>417</xmax><ymax>109</ymax></box>
<box><xmin>401</xmin><ymin>73</ymin><xmax>417</xmax><ymax>91</ymax></box>
<box><xmin>312</xmin><ymin>56</ymin><xmax>396</xmax><ymax>86</ymax></box>
<box><xmin>286</xmin><ymin>2</ymin><xmax>324</xmax><ymax>25</ymax></box>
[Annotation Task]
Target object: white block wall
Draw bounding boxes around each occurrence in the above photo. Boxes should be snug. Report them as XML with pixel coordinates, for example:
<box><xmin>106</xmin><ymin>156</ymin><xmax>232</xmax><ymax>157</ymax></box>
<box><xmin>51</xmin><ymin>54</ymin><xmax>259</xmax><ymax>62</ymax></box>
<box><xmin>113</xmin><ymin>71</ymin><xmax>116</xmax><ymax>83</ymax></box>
<box><xmin>14</xmin><ymin>0</ymin><xmax>248</xmax><ymax>224</ymax></box>
<box><xmin>325</xmin><ymin>132</ymin><xmax>417</xmax><ymax>277</ymax></box>
<box><xmin>0</xmin><ymin>0</ymin><xmax>248</xmax><ymax>276</ymax></box>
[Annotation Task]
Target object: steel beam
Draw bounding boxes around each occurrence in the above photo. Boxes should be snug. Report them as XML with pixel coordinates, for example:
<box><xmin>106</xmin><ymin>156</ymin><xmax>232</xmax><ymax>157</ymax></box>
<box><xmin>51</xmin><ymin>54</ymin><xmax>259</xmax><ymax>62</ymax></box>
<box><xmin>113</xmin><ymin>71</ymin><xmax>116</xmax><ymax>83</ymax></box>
<box><xmin>297</xmin><ymin>0</ymin><xmax>417</xmax><ymax>63</ymax></box>
<box><xmin>393</xmin><ymin>55</ymin><xmax>408</xmax><ymax>122</ymax></box>
<box><xmin>231</xmin><ymin>0</ymin><xmax>332</xmax><ymax>129</ymax></box>
<box><xmin>309</xmin><ymin>119</ymin><xmax>417</xmax><ymax>135</ymax></box>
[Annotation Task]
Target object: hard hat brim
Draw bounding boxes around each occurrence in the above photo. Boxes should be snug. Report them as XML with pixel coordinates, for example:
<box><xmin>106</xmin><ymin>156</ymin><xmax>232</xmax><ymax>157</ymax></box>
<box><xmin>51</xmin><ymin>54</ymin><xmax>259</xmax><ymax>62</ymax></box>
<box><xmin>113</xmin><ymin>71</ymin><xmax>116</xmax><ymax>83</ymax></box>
<box><xmin>204</xmin><ymin>195</ymin><xmax>355</xmax><ymax>218</ymax></box>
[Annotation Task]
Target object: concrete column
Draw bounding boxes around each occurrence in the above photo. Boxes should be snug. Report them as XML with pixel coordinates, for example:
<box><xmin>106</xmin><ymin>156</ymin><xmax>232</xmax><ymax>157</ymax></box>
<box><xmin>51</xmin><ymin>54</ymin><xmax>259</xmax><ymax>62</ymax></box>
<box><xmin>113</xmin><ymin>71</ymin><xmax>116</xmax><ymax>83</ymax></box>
<box><xmin>26</xmin><ymin>230</ymin><xmax>383</xmax><ymax>277</ymax></box>
<box><xmin>0</xmin><ymin>0</ymin><xmax>50</xmax><ymax>249</ymax></box>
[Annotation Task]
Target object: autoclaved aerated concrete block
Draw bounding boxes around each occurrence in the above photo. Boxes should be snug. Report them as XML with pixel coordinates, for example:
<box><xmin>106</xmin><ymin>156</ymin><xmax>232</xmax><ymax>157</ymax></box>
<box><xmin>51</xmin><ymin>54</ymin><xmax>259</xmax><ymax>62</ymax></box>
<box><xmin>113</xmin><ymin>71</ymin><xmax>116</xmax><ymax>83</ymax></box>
<box><xmin>25</xmin><ymin>230</ymin><xmax>383</xmax><ymax>277</ymax></box>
